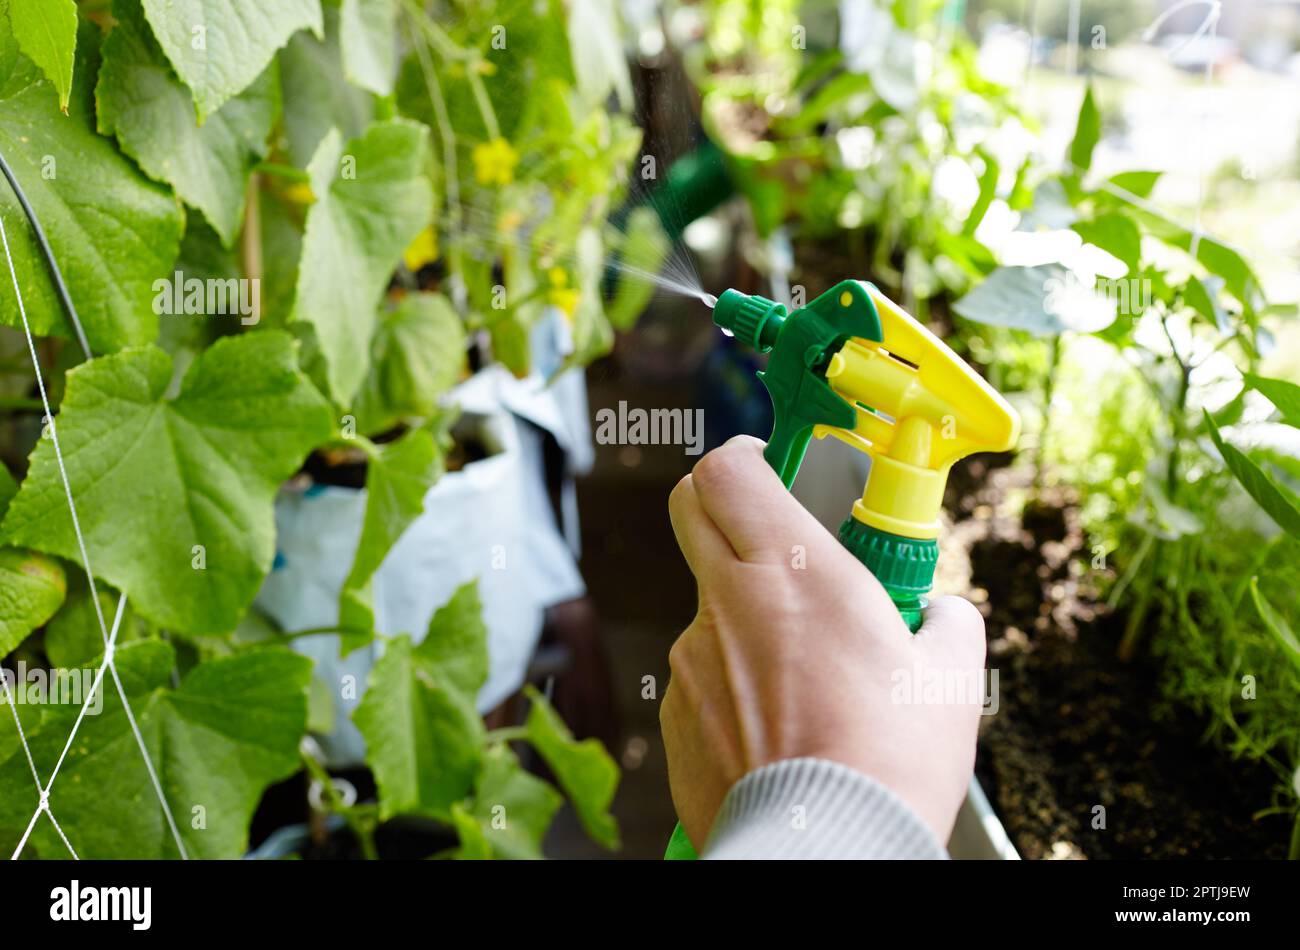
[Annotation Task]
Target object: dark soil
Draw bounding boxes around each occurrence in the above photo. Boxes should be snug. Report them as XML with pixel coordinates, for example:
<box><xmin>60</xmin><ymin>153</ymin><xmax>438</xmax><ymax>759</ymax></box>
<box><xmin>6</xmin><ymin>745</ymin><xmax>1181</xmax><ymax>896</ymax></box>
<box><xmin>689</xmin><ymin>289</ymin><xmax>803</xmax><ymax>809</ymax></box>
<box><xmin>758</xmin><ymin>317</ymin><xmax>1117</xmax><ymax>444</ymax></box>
<box><xmin>959</xmin><ymin>464</ymin><xmax>1290</xmax><ymax>859</ymax></box>
<box><xmin>302</xmin><ymin>427</ymin><xmax>490</xmax><ymax>489</ymax></box>
<box><xmin>295</xmin><ymin>817</ymin><xmax>458</xmax><ymax>861</ymax></box>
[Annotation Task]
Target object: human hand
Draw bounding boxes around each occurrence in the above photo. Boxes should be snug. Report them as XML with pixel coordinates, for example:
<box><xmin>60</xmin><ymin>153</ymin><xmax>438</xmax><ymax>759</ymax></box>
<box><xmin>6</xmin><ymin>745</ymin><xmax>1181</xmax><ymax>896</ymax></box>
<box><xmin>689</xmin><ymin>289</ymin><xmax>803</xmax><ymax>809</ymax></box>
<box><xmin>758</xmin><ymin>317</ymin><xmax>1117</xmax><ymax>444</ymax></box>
<box><xmin>661</xmin><ymin>436</ymin><xmax>986</xmax><ymax>847</ymax></box>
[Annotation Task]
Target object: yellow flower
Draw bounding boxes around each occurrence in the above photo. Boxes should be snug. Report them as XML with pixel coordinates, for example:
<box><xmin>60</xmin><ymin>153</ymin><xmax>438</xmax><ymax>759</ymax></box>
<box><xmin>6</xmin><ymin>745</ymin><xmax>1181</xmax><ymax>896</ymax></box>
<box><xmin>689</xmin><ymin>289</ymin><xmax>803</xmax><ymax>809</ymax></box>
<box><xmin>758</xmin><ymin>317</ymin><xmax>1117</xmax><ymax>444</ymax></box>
<box><xmin>546</xmin><ymin>267</ymin><xmax>579</xmax><ymax>318</ymax></box>
<box><xmin>472</xmin><ymin>138</ymin><xmax>518</xmax><ymax>187</ymax></box>
<box><xmin>283</xmin><ymin>181</ymin><xmax>315</xmax><ymax>206</ymax></box>
<box><xmin>403</xmin><ymin>226</ymin><xmax>439</xmax><ymax>271</ymax></box>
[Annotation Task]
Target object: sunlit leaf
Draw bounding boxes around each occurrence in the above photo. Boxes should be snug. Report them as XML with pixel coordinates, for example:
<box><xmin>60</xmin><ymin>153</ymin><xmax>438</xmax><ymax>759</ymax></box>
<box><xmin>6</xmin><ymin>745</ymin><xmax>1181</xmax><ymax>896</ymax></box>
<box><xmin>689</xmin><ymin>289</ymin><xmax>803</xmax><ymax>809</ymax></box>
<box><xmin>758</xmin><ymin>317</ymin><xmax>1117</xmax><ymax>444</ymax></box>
<box><xmin>1244</xmin><ymin>373</ymin><xmax>1300</xmax><ymax>429</ymax></box>
<box><xmin>1205</xmin><ymin>410</ymin><xmax>1300</xmax><ymax>538</ymax></box>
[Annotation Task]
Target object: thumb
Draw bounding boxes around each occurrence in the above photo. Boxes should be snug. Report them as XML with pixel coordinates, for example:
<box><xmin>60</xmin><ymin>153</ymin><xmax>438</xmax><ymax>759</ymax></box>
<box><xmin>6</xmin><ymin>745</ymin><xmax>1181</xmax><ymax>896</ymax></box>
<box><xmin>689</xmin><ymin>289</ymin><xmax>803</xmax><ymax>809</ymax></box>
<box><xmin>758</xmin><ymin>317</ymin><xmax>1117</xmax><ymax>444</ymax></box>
<box><xmin>913</xmin><ymin>595</ymin><xmax>986</xmax><ymax>670</ymax></box>
<box><xmin>689</xmin><ymin>435</ymin><xmax>837</xmax><ymax>564</ymax></box>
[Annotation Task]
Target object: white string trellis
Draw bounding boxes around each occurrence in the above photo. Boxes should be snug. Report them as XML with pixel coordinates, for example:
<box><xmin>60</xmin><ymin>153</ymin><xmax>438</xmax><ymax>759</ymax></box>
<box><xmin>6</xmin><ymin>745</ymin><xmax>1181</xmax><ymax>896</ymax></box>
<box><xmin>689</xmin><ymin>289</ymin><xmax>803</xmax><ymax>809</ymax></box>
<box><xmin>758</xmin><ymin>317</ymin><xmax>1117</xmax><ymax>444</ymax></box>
<box><xmin>1012</xmin><ymin>0</ymin><xmax>1240</xmax><ymax>307</ymax></box>
<box><xmin>1058</xmin><ymin>0</ymin><xmax>1223</xmax><ymax>260</ymax></box>
<box><xmin>1140</xmin><ymin>0</ymin><xmax>1223</xmax><ymax>263</ymax></box>
<box><xmin>0</xmin><ymin>209</ymin><xmax>189</xmax><ymax>860</ymax></box>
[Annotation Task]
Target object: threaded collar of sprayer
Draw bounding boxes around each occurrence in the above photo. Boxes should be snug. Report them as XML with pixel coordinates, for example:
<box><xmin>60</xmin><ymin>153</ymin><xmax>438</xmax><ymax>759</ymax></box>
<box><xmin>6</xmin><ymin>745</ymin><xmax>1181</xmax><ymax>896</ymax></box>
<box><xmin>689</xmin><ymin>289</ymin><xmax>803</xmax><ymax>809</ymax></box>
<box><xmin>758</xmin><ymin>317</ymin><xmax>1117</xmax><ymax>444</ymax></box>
<box><xmin>712</xmin><ymin>290</ymin><xmax>786</xmax><ymax>353</ymax></box>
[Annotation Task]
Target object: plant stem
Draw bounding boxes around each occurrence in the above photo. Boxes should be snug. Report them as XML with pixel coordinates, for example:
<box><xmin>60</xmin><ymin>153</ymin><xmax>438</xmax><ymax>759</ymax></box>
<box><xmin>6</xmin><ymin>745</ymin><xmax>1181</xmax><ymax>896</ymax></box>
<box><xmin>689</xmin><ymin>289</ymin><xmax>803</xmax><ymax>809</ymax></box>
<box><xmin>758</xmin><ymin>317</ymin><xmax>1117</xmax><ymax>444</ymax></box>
<box><xmin>1107</xmin><ymin>531</ymin><xmax>1154</xmax><ymax>610</ymax></box>
<box><xmin>466</xmin><ymin>70</ymin><xmax>501</xmax><ymax>140</ymax></box>
<box><xmin>404</xmin><ymin>7</ymin><xmax>460</xmax><ymax>227</ymax></box>
<box><xmin>1117</xmin><ymin>554</ymin><xmax>1156</xmax><ymax>662</ymax></box>
<box><xmin>280</xmin><ymin>625</ymin><xmax>374</xmax><ymax>641</ymax></box>
<box><xmin>485</xmin><ymin>726</ymin><xmax>528</xmax><ymax>744</ymax></box>
<box><xmin>1162</xmin><ymin>316</ymin><xmax>1191</xmax><ymax>500</ymax></box>
<box><xmin>1290</xmin><ymin>811</ymin><xmax>1300</xmax><ymax>861</ymax></box>
<box><xmin>402</xmin><ymin>0</ymin><xmax>500</xmax><ymax>140</ymax></box>
<box><xmin>301</xmin><ymin>749</ymin><xmax>379</xmax><ymax>860</ymax></box>
<box><xmin>241</xmin><ymin>173</ymin><xmax>263</xmax><ymax>324</ymax></box>
<box><xmin>1120</xmin><ymin>313</ymin><xmax>1196</xmax><ymax>662</ymax></box>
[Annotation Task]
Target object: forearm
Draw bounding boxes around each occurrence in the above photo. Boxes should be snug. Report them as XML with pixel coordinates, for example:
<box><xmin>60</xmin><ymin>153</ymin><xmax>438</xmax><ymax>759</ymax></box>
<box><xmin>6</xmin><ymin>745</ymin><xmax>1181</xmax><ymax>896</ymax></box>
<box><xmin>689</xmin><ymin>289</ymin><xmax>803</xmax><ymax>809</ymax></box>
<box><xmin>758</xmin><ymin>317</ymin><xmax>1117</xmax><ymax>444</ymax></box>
<box><xmin>700</xmin><ymin>758</ymin><xmax>949</xmax><ymax>860</ymax></box>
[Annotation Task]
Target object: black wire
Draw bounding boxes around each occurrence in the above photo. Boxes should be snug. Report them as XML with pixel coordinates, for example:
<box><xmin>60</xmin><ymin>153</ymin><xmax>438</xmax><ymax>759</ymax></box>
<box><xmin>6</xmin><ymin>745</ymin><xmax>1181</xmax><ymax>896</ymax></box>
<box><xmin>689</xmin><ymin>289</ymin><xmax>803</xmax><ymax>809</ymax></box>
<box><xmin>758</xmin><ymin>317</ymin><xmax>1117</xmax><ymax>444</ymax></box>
<box><xmin>0</xmin><ymin>146</ymin><xmax>94</xmax><ymax>361</ymax></box>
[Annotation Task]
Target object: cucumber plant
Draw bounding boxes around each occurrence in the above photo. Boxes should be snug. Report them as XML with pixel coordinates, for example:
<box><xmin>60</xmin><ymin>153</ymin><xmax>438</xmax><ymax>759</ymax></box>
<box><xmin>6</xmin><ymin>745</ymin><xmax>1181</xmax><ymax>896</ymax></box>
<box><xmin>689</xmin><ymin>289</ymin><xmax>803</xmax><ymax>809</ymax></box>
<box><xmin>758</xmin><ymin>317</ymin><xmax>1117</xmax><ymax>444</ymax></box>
<box><xmin>0</xmin><ymin>0</ymin><xmax>652</xmax><ymax>858</ymax></box>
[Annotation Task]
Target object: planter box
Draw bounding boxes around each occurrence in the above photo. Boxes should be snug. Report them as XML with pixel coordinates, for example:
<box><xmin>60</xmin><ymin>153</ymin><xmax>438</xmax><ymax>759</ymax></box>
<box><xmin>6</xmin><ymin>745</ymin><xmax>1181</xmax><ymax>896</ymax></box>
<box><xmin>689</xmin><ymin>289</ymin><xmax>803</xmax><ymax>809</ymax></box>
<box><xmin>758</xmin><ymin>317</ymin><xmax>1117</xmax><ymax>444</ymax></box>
<box><xmin>948</xmin><ymin>777</ymin><xmax>1019</xmax><ymax>860</ymax></box>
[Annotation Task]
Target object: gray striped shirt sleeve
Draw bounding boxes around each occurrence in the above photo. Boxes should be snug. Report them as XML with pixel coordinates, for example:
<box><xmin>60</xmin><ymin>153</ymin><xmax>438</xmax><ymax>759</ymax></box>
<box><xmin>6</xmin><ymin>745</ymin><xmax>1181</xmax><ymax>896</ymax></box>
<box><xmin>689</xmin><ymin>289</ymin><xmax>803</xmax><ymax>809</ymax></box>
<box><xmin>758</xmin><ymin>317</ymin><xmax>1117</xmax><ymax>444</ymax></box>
<box><xmin>700</xmin><ymin>757</ymin><xmax>948</xmax><ymax>859</ymax></box>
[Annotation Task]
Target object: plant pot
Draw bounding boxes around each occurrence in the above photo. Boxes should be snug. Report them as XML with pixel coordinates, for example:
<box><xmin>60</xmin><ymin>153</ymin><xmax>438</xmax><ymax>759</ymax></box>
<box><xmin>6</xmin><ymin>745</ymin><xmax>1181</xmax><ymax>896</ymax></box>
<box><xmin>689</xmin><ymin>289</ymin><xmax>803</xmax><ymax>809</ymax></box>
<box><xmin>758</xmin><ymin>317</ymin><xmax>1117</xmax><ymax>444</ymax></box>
<box><xmin>948</xmin><ymin>777</ymin><xmax>1019</xmax><ymax>860</ymax></box>
<box><xmin>256</xmin><ymin>363</ymin><xmax>592</xmax><ymax>767</ymax></box>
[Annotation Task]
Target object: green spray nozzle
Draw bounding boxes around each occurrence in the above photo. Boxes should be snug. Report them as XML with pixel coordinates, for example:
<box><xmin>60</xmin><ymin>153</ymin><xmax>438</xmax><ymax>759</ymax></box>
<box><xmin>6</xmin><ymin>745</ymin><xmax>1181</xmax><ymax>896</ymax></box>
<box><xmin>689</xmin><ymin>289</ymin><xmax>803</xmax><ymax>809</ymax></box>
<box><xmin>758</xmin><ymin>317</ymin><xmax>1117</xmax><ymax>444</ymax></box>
<box><xmin>713</xmin><ymin>282</ymin><xmax>883</xmax><ymax>488</ymax></box>
<box><xmin>711</xmin><ymin>288</ymin><xmax>786</xmax><ymax>351</ymax></box>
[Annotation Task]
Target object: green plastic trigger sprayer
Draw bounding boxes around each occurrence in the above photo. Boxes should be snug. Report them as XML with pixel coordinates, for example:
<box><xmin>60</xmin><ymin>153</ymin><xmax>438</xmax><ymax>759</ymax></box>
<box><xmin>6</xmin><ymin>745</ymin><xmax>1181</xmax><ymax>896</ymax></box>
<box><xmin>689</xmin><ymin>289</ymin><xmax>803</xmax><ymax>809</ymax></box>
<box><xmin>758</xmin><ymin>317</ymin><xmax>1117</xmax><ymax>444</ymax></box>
<box><xmin>664</xmin><ymin>279</ymin><xmax>1021</xmax><ymax>860</ymax></box>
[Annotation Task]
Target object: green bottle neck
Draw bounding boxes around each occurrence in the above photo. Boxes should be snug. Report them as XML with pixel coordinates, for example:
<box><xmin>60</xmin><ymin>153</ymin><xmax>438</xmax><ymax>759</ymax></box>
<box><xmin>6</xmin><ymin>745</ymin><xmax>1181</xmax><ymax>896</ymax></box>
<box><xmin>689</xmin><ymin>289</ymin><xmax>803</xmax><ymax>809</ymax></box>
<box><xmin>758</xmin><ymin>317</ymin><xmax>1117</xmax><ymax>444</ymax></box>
<box><xmin>836</xmin><ymin>517</ymin><xmax>936</xmax><ymax>633</ymax></box>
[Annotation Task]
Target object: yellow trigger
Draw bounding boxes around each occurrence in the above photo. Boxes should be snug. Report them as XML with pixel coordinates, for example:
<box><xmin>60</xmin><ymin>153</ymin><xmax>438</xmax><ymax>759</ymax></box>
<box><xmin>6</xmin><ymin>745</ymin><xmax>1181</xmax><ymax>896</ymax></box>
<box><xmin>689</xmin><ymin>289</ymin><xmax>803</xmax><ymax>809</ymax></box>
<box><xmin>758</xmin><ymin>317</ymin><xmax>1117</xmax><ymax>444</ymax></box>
<box><xmin>814</xmin><ymin>285</ymin><xmax>1021</xmax><ymax>540</ymax></box>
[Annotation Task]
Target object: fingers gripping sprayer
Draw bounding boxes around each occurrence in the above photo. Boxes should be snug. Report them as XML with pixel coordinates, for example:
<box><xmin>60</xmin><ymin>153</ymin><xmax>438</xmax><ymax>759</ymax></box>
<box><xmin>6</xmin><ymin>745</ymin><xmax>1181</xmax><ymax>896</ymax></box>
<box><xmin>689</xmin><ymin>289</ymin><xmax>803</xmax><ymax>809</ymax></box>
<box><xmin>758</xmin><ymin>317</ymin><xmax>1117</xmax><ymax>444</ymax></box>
<box><xmin>664</xmin><ymin>280</ymin><xmax>1021</xmax><ymax>860</ymax></box>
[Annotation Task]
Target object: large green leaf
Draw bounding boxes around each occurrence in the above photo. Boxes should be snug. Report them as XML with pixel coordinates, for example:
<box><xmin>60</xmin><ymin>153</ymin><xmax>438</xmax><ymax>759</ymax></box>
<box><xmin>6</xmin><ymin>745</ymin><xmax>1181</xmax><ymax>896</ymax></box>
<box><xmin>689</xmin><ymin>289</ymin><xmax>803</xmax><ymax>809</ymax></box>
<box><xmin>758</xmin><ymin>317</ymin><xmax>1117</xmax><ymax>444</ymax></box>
<box><xmin>1245</xmin><ymin>373</ymin><xmax>1300</xmax><ymax>429</ymax></box>
<box><xmin>0</xmin><ymin>23</ymin><xmax>38</xmax><ymax>99</ymax></box>
<box><xmin>0</xmin><ymin>546</ymin><xmax>65</xmax><ymax>657</ymax></box>
<box><xmin>3</xmin><ymin>0</ymin><xmax>77</xmax><ymax>111</ymax></box>
<box><xmin>155</xmin><ymin>216</ymin><xmax>234</xmax><ymax>368</ymax></box>
<box><xmin>953</xmin><ymin>264</ymin><xmax>1115</xmax><ymax>336</ymax></box>
<box><xmin>1134</xmin><ymin>211</ymin><xmax>1262</xmax><ymax>314</ymax></box>
<box><xmin>353</xmin><ymin>633</ymin><xmax>484</xmax><ymax>820</ymax></box>
<box><xmin>352</xmin><ymin>292</ymin><xmax>466</xmax><ymax>436</ymax></box>
<box><xmin>1</xmin><ymin>332</ymin><xmax>334</xmax><ymax>635</ymax></box>
<box><xmin>524</xmin><ymin>686</ymin><xmax>619</xmax><ymax>848</ymax></box>
<box><xmin>279</xmin><ymin>3</ymin><xmax>372</xmax><ymax>168</ymax></box>
<box><xmin>138</xmin><ymin>0</ymin><xmax>321</xmax><ymax>120</ymax></box>
<box><xmin>0</xmin><ymin>26</ymin><xmax>183</xmax><ymax>352</ymax></box>
<box><xmin>339</xmin><ymin>0</ymin><xmax>397</xmax><ymax>96</ymax></box>
<box><xmin>1183</xmin><ymin>275</ymin><xmax>1230</xmax><ymax>334</ymax></box>
<box><xmin>1205</xmin><ymin>411</ymin><xmax>1300</xmax><ymax>538</ymax></box>
<box><xmin>1072</xmin><ymin>212</ymin><xmax>1141</xmax><ymax>275</ymax></box>
<box><xmin>414</xmin><ymin>580</ymin><xmax>488</xmax><ymax>699</ymax></box>
<box><xmin>97</xmin><ymin>0</ymin><xmax>279</xmax><ymax>246</ymax></box>
<box><xmin>338</xmin><ymin>423</ymin><xmax>448</xmax><ymax>649</ymax></box>
<box><xmin>43</xmin><ymin>573</ymin><xmax>139</xmax><ymax>669</ymax></box>
<box><xmin>1107</xmin><ymin>170</ymin><xmax>1161</xmax><ymax>200</ymax></box>
<box><xmin>0</xmin><ymin>5</ymin><xmax>40</xmax><ymax>98</ymax></box>
<box><xmin>448</xmin><ymin>801</ymin><xmax>492</xmax><ymax>858</ymax></box>
<box><xmin>465</xmin><ymin>744</ymin><xmax>562</xmax><ymax>860</ymax></box>
<box><xmin>289</xmin><ymin>120</ymin><xmax>433</xmax><ymax>404</ymax></box>
<box><xmin>0</xmin><ymin>641</ymin><xmax>311</xmax><ymax>858</ymax></box>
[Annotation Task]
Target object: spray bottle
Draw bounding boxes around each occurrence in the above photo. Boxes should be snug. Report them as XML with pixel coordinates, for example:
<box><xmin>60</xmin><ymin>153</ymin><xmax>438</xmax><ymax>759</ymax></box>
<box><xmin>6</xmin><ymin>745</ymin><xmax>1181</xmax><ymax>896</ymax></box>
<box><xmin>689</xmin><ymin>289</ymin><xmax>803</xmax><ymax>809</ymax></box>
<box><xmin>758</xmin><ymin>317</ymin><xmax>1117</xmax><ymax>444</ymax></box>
<box><xmin>664</xmin><ymin>279</ymin><xmax>1020</xmax><ymax>859</ymax></box>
